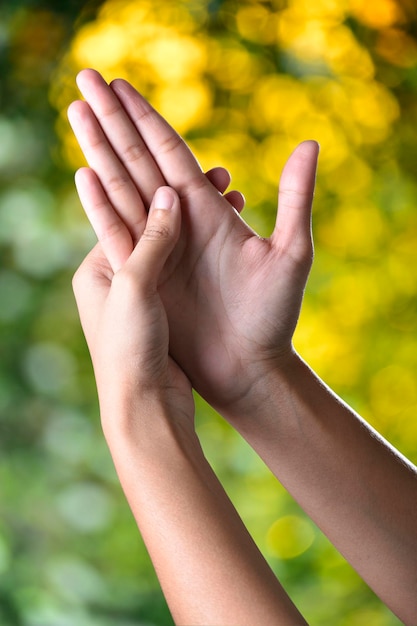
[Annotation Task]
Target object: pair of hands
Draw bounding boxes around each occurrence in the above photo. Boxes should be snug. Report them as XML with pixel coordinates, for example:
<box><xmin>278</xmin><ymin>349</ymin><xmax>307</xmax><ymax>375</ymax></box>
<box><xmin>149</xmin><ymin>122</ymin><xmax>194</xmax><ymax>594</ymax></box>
<box><xmin>69</xmin><ymin>69</ymin><xmax>319</xmax><ymax>431</ymax></box>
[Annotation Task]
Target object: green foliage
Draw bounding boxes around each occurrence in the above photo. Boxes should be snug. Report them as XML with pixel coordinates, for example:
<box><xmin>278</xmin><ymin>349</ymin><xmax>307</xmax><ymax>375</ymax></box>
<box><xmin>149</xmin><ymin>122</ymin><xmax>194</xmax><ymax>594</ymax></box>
<box><xmin>1</xmin><ymin>0</ymin><xmax>416</xmax><ymax>623</ymax></box>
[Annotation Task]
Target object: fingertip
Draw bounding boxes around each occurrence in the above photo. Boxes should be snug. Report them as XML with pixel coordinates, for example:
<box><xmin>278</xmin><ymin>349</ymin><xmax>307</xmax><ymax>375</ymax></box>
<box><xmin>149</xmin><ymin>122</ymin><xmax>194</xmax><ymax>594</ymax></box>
<box><xmin>109</xmin><ymin>79</ymin><xmax>149</xmax><ymax>112</ymax></box>
<box><xmin>76</xmin><ymin>68</ymin><xmax>101</xmax><ymax>87</ymax></box>
<box><xmin>152</xmin><ymin>186</ymin><xmax>177</xmax><ymax>212</ymax></box>
<box><xmin>74</xmin><ymin>166</ymin><xmax>84</xmax><ymax>184</ymax></box>
<box><xmin>148</xmin><ymin>186</ymin><xmax>181</xmax><ymax>242</ymax></box>
<box><xmin>205</xmin><ymin>166</ymin><xmax>231</xmax><ymax>194</ymax></box>
<box><xmin>109</xmin><ymin>77</ymin><xmax>125</xmax><ymax>90</ymax></box>
<box><xmin>75</xmin><ymin>68</ymin><xmax>91</xmax><ymax>91</ymax></box>
<box><xmin>74</xmin><ymin>166</ymin><xmax>93</xmax><ymax>187</ymax></box>
<box><xmin>224</xmin><ymin>190</ymin><xmax>245</xmax><ymax>213</ymax></box>
<box><xmin>67</xmin><ymin>99</ymin><xmax>92</xmax><ymax>128</ymax></box>
<box><xmin>281</xmin><ymin>140</ymin><xmax>320</xmax><ymax>190</ymax></box>
<box><xmin>110</xmin><ymin>77</ymin><xmax>135</xmax><ymax>97</ymax></box>
<box><xmin>296</xmin><ymin>140</ymin><xmax>320</xmax><ymax>159</ymax></box>
<box><xmin>127</xmin><ymin>186</ymin><xmax>181</xmax><ymax>280</ymax></box>
<box><xmin>76</xmin><ymin>69</ymin><xmax>110</xmax><ymax>102</ymax></box>
<box><xmin>67</xmin><ymin>99</ymin><xmax>81</xmax><ymax>120</ymax></box>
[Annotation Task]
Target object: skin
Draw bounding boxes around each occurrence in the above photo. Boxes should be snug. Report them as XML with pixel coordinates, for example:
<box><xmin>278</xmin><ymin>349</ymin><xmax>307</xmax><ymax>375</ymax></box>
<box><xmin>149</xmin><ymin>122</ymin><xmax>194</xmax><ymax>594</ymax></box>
<box><xmin>73</xmin><ymin>186</ymin><xmax>307</xmax><ymax>625</ymax></box>
<box><xmin>68</xmin><ymin>70</ymin><xmax>317</xmax><ymax>414</ymax></box>
<box><xmin>69</xmin><ymin>69</ymin><xmax>417</xmax><ymax>624</ymax></box>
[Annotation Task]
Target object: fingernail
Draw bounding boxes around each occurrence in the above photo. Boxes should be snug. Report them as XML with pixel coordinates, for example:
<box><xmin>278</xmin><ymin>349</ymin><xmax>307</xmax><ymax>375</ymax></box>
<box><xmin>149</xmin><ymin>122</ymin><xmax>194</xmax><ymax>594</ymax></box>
<box><xmin>153</xmin><ymin>187</ymin><xmax>174</xmax><ymax>210</ymax></box>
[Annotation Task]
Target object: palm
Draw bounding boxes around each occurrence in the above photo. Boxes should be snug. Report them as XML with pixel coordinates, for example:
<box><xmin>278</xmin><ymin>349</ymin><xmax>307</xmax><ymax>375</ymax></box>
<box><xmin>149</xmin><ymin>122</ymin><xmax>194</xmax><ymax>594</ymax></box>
<box><xmin>69</xmin><ymin>70</ymin><xmax>318</xmax><ymax>414</ymax></box>
<box><xmin>76</xmin><ymin>245</ymin><xmax>195</xmax><ymax>425</ymax></box>
<box><xmin>161</xmin><ymin>205</ymin><xmax>311</xmax><ymax>410</ymax></box>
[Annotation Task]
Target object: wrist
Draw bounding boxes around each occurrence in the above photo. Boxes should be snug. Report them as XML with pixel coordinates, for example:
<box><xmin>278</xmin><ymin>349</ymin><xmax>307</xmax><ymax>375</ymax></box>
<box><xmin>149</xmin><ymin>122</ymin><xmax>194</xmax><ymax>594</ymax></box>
<box><xmin>220</xmin><ymin>348</ymin><xmax>305</xmax><ymax>435</ymax></box>
<box><xmin>98</xmin><ymin>387</ymin><xmax>198</xmax><ymax>459</ymax></box>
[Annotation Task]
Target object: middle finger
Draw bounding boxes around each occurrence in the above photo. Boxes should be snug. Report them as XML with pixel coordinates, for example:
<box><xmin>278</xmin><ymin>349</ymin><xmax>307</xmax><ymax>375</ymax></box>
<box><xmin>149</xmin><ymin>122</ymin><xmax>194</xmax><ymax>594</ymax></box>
<box><xmin>76</xmin><ymin>69</ymin><xmax>165</xmax><ymax>208</ymax></box>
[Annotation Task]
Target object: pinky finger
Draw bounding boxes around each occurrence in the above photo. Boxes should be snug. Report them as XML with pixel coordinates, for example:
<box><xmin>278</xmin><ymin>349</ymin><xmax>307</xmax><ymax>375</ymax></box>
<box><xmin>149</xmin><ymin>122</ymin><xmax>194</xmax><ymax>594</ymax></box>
<box><xmin>224</xmin><ymin>190</ymin><xmax>245</xmax><ymax>214</ymax></box>
<box><xmin>205</xmin><ymin>167</ymin><xmax>246</xmax><ymax>213</ymax></box>
<box><xmin>205</xmin><ymin>166</ymin><xmax>231</xmax><ymax>194</ymax></box>
<box><xmin>75</xmin><ymin>167</ymin><xmax>134</xmax><ymax>273</ymax></box>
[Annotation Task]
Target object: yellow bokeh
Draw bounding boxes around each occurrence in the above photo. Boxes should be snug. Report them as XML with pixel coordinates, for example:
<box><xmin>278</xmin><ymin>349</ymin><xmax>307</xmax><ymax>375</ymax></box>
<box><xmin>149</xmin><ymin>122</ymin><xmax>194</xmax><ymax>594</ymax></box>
<box><xmin>143</xmin><ymin>34</ymin><xmax>207</xmax><ymax>82</ymax></box>
<box><xmin>152</xmin><ymin>81</ymin><xmax>213</xmax><ymax>134</ymax></box>
<box><xmin>324</xmin><ymin>271</ymin><xmax>381</xmax><ymax>329</ymax></box>
<box><xmin>369</xmin><ymin>364</ymin><xmax>417</xmax><ymax>422</ymax></box>
<box><xmin>277</xmin><ymin>14</ymin><xmax>336</xmax><ymax>62</ymax></box>
<box><xmin>258</xmin><ymin>133</ymin><xmax>297</xmax><ymax>182</ymax></box>
<box><xmin>43</xmin><ymin>0</ymin><xmax>417</xmax><ymax>621</ymax></box>
<box><xmin>349</xmin><ymin>0</ymin><xmax>404</xmax><ymax>29</ymax></box>
<box><xmin>325</xmin><ymin>27</ymin><xmax>375</xmax><ymax>80</ymax></box>
<box><xmin>295</xmin><ymin>306</ymin><xmax>364</xmax><ymax>387</ymax></box>
<box><xmin>386</xmin><ymin>252</ymin><xmax>417</xmax><ymax>297</ymax></box>
<box><xmin>53</xmin><ymin>0</ymin><xmax>405</xmax><ymax>201</ymax></box>
<box><xmin>348</xmin><ymin>81</ymin><xmax>400</xmax><ymax>139</ymax></box>
<box><xmin>208</xmin><ymin>40</ymin><xmax>263</xmax><ymax>93</ymax></box>
<box><xmin>376</xmin><ymin>28</ymin><xmax>417</xmax><ymax>68</ymax></box>
<box><xmin>266</xmin><ymin>515</ymin><xmax>316</xmax><ymax>559</ymax></box>
<box><xmin>276</xmin><ymin>6</ymin><xmax>376</xmax><ymax>81</ymax></box>
<box><xmin>51</xmin><ymin>0</ymin><xmax>417</xmax><ymax>435</ymax></box>
<box><xmin>317</xmin><ymin>202</ymin><xmax>387</xmax><ymax>257</ymax></box>
<box><xmin>250</xmin><ymin>74</ymin><xmax>311</xmax><ymax>133</ymax></box>
<box><xmin>281</xmin><ymin>0</ymin><xmax>347</xmax><ymax>23</ymax></box>
<box><xmin>236</xmin><ymin>5</ymin><xmax>278</xmax><ymax>44</ymax></box>
<box><xmin>320</xmin><ymin>155</ymin><xmax>373</xmax><ymax>197</ymax></box>
<box><xmin>72</xmin><ymin>20</ymin><xmax>130</xmax><ymax>69</ymax></box>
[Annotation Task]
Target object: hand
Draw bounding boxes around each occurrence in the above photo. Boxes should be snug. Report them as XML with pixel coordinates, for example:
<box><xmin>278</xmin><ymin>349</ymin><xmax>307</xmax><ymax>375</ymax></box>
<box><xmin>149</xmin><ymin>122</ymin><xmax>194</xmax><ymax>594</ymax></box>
<box><xmin>72</xmin><ymin>185</ymin><xmax>194</xmax><ymax>439</ymax></box>
<box><xmin>68</xmin><ymin>69</ymin><xmax>319</xmax><ymax>417</ymax></box>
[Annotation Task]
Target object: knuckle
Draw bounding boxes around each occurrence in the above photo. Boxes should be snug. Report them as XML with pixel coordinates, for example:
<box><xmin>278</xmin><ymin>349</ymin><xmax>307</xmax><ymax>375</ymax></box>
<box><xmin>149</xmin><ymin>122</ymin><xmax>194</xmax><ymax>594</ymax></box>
<box><xmin>298</xmin><ymin>241</ymin><xmax>314</xmax><ymax>267</ymax></box>
<box><xmin>155</xmin><ymin>132</ymin><xmax>183</xmax><ymax>158</ymax></box>
<box><xmin>177</xmin><ymin>173</ymin><xmax>208</xmax><ymax>202</ymax></box>
<box><xmin>113</xmin><ymin>266</ymin><xmax>154</xmax><ymax>301</ymax></box>
<box><xmin>184</xmin><ymin>174</ymin><xmax>207</xmax><ymax>195</ymax></box>
<box><xmin>111</xmin><ymin>267</ymin><xmax>138</xmax><ymax>295</ymax></box>
<box><xmin>100</xmin><ymin>218</ymin><xmax>125</xmax><ymax>243</ymax></box>
<box><xmin>101</xmin><ymin>100</ymin><xmax>122</xmax><ymax>119</ymax></box>
<box><xmin>88</xmin><ymin>134</ymin><xmax>107</xmax><ymax>150</ymax></box>
<box><xmin>288</xmin><ymin>240</ymin><xmax>314</xmax><ymax>273</ymax></box>
<box><xmin>132</xmin><ymin>104</ymin><xmax>154</xmax><ymax>125</ymax></box>
<box><xmin>122</xmin><ymin>141</ymin><xmax>147</xmax><ymax>164</ymax></box>
<box><xmin>72</xmin><ymin>247</ymin><xmax>113</xmax><ymax>295</ymax></box>
<box><xmin>142</xmin><ymin>223</ymin><xmax>172</xmax><ymax>241</ymax></box>
<box><xmin>106</xmin><ymin>173</ymin><xmax>131</xmax><ymax>194</ymax></box>
<box><xmin>279</xmin><ymin>187</ymin><xmax>314</xmax><ymax>207</ymax></box>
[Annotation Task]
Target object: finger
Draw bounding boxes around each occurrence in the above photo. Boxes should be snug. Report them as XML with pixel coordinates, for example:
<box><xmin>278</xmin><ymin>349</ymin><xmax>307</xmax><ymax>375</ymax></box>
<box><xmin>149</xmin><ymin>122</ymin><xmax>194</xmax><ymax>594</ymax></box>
<box><xmin>75</xmin><ymin>69</ymin><xmax>165</xmax><ymax>208</ymax></box>
<box><xmin>125</xmin><ymin>187</ymin><xmax>181</xmax><ymax>293</ymax></box>
<box><xmin>68</xmin><ymin>98</ymin><xmax>147</xmax><ymax>242</ymax></box>
<box><xmin>205</xmin><ymin>167</ymin><xmax>231</xmax><ymax>194</ymax></box>
<box><xmin>75</xmin><ymin>167</ymin><xmax>134</xmax><ymax>273</ymax></box>
<box><xmin>111</xmin><ymin>77</ymin><xmax>251</xmax><ymax>250</ymax></box>
<box><xmin>205</xmin><ymin>168</ymin><xmax>245</xmax><ymax>212</ymax></box>
<box><xmin>272</xmin><ymin>141</ymin><xmax>319</xmax><ymax>259</ymax></box>
<box><xmin>224</xmin><ymin>190</ymin><xmax>245</xmax><ymax>213</ymax></box>
<box><xmin>110</xmin><ymin>78</ymin><xmax>229</xmax><ymax>207</ymax></box>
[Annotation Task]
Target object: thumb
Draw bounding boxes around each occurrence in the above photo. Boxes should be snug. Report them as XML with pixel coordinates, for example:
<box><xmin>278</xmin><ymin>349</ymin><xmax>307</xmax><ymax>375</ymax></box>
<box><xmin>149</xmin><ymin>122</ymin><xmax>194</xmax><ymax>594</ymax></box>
<box><xmin>124</xmin><ymin>186</ymin><xmax>181</xmax><ymax>292</ymax></box>
<box><xmin>272</xmin><ymin>141</ymin><xmax>319</xmax><ymax>260</ymax></box>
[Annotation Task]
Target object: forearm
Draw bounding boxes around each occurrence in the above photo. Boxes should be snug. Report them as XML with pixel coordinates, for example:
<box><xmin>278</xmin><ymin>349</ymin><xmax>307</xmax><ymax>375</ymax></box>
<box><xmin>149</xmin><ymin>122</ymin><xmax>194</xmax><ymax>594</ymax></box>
<box><xmin>225</xmin><ymin>352</ymin><xmax>417</xmax><ymax>624</ymax></box>
<box><xmin>105</xmin><ymin>400</ymin><xmax>307</xmax><ymax>626</ymax></box>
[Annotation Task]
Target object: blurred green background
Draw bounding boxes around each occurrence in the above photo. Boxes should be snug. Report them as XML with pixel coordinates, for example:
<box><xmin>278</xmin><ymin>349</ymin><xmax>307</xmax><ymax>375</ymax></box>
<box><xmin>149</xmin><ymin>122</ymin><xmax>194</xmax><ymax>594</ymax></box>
<box><xmin>1</xmin><ymin>0</ymin><xmax>417</xmax><ymax>623</ymax></box>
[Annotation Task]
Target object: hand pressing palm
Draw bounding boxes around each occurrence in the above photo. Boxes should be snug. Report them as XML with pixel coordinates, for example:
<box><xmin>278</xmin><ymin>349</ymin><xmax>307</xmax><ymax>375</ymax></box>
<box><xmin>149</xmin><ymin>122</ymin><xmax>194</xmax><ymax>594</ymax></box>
<box><xmin>73</xmin><ymin>186</ymin><xmax>195</xmax><ymax>440</ymax></box>
<box><xmin>69</xmin><ymin>69</ymin><xmax>319</xmax><ymax>417</ymax></box>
